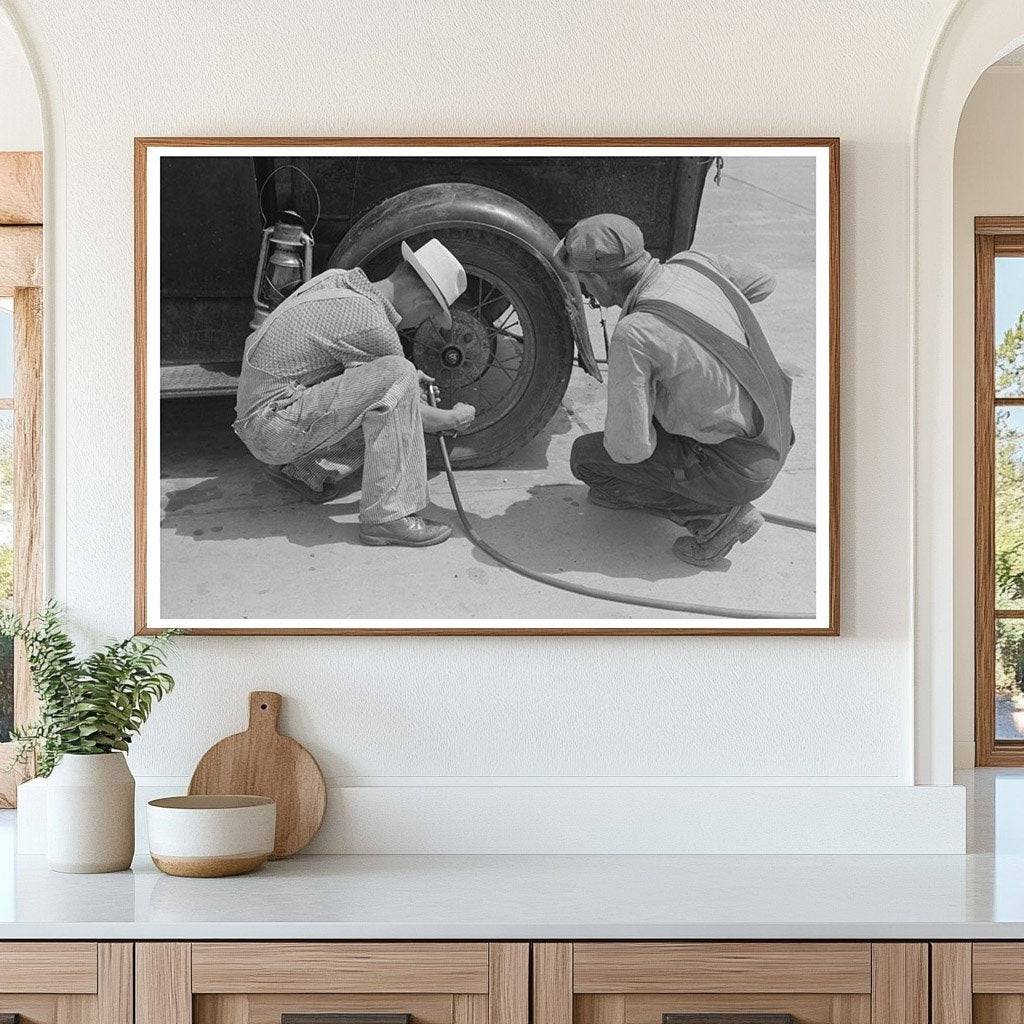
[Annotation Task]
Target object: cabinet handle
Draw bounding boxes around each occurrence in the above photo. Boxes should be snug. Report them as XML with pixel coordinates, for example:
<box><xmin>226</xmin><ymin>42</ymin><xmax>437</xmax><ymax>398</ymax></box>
<box><xmin>283</xmin><ymin>1016</ymin><xmax>411</xmax><ymax>1024</ymax></box>
<box><xmin>664</xmin><ymin>1016</ymin><xmax>796</xmax><ymax>1024</ymax></box>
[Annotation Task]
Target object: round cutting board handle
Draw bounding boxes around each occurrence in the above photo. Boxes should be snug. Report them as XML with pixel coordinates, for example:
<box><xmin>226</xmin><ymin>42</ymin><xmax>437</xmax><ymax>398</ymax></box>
<box><xmin>249</xmin><ymin>691</ymin><xmax>282</xmax><ymax>733</ymax></box>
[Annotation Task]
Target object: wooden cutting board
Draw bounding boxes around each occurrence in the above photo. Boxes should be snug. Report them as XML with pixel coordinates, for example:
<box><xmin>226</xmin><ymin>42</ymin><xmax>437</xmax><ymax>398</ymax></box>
<box><xmin>188</xmin><ymin>691</ymin><xmax>326</xmax><ymax>859</ymax></box>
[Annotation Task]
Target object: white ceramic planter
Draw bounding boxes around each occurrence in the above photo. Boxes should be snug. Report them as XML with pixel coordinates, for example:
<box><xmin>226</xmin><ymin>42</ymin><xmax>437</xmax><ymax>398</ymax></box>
<box><xmin>46</xmin><ymin>752</ymin><xmax>135</xmax><ymax>873</ymax></box>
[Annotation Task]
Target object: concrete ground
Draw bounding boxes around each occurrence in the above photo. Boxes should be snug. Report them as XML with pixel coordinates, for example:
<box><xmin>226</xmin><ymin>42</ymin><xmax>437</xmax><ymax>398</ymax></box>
<box><xmin>158</xmin><ymin>157</ymin><xmax>819</xmax><ymax>623</ymax></box>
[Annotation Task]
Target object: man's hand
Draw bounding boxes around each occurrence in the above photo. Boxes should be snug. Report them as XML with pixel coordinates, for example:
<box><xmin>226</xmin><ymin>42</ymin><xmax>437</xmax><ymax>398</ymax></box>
<box><xmin>417</xmin><ymin>369</ymin><xmax>436</xmax><ymax>386</ymax></box>
<box><xmin>419</xmin><ymin>400</ymin><xmax>476</xmax><ymax>436</ymax></box>
<box><xmin>446</xmin><ymin>402</ymin><xmax>476</xmax><ymax>432</ymax></box>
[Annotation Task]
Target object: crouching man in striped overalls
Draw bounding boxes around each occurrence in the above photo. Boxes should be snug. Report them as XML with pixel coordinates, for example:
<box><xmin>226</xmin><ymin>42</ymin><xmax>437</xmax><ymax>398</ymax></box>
<box><xmin>233</xmin><ymin>239</ymin><xmax>476</xmax><ymax>548</ymax></box>
<box><xmin>555</xmin><ymin>214</ymin><xmax>794</xmax><ymax>567</ymax></box>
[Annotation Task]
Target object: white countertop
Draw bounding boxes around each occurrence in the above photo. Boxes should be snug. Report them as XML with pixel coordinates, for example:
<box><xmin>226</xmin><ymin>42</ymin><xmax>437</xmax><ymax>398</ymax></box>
<box><xmin>1</xmin><ymin>849</ymin><xmax>1023</xmax><ymax>940</ymax></box>
<box><xmin>1</xmin><ymin>770</ymin><xmax>1022</xmax><ymax>941</ymax></box>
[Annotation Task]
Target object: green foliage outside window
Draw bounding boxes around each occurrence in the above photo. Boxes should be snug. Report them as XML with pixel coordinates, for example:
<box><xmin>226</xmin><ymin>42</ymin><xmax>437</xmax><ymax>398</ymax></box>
<box><xmin>995</xmin><ymin>314</ymin><xmax>1024</xmax><ymax>694</ymax></box>
<box><xmin>0</xmin><ymin>546</ymin><xmax>13</xmax><ymax>607</ymax></box>
<box><xmin>0</xmin><ymin>634</ymin><xmax>11</xmax><ymax>743</ymax></box>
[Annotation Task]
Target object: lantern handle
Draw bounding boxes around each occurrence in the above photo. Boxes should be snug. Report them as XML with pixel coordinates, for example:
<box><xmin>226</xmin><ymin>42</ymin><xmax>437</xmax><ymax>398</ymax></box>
<box><xmin>257</xmin><ymin>163</ymin><xmax>321</xmax><ymax>236</ymax></box>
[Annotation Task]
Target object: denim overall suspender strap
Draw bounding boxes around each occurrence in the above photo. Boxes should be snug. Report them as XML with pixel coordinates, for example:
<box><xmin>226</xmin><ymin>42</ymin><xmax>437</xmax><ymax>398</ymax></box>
<box><xmin>633</xmin><ymin>255</ymin><xmax>794</xmax><ymax>465</ymax></box>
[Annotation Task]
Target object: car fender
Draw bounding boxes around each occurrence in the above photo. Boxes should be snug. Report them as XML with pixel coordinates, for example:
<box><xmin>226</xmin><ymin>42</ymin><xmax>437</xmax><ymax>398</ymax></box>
<box><xmin>327</xmin><ymin>182</ymin><xmax>602</xmax><ymax>380</ymax></box>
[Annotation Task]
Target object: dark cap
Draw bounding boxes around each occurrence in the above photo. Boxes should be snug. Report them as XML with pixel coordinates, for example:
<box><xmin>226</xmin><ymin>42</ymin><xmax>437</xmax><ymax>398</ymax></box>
<box><xmin>554</xmin><ymin>214</ymin><xmax>647</xmax><ymax>273</ymax></box>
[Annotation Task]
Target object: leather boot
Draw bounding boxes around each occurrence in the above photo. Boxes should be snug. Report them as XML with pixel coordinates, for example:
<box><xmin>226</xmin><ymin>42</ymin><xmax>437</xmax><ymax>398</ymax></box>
<box><xmin>359</xmin><ymin>515</ymin><xmax>452</xmax><ymax>547</ymax></box>
<box><xmin>672</xmin><ymin>503</ymin><xmax>764</xmax><ymax>566</ymax></box>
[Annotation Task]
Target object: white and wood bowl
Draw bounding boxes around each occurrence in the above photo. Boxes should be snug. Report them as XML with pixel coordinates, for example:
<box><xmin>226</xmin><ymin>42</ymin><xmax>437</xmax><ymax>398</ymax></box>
<box><xmin>147</xmin><ymin>795</ymin><xmax>276</xmax><ymax>877</ymax></box>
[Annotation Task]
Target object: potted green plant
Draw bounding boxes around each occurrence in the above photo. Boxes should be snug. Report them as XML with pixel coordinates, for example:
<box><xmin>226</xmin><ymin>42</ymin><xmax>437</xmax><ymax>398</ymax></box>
<box><xmin>2</xmin><ymin>603</ymin><xmax>177</xmax><ymax>873</ymax></box>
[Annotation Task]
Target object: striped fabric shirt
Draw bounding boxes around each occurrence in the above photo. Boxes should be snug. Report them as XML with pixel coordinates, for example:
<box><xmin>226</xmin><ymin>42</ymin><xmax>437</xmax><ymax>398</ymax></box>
<box><xmin>236</xmin><ymin>268</ymin><xmax>405</xmax><ymax>418</ymax></box>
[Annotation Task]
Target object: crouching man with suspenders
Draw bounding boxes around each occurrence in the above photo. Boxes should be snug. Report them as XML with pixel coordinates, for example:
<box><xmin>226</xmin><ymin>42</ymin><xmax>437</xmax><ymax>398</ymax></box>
<box><xmin>554</xmin><ymin>214</ymin><xmax>794</xmax><ymax>567</ymax></box>
<box><xmin>233</xmin><ymin>239</ymin><xmax>476</xmax><ymax>548</ymax></box>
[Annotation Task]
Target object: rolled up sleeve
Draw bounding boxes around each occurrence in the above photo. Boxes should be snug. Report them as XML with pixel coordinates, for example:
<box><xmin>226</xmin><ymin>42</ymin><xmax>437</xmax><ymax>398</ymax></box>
<box><xmin>604</xmin><ymin>323</ymin><xmax>658</xmax><ymax>463</ymax></box>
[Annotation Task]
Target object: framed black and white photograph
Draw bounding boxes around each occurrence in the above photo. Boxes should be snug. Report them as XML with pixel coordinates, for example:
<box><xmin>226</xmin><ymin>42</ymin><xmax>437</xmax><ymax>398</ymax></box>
<box><xmin>135</xmin><ymin>138</ymin><xmax>839</xmax><ymax>635</ymax></box>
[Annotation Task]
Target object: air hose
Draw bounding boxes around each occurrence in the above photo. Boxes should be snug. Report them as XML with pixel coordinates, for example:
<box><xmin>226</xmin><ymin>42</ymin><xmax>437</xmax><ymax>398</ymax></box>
<box><xmin>430</xmin><ymin>397</ymin><xmax>816</xmax><ymax>620</ymax></box>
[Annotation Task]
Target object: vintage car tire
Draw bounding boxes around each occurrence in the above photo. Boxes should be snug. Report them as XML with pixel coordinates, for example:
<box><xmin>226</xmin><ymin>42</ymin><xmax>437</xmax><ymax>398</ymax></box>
<box><xmin>339</xmin><ymin>227</ymin><xmax>577</xmax><ymax>470</ymax></box>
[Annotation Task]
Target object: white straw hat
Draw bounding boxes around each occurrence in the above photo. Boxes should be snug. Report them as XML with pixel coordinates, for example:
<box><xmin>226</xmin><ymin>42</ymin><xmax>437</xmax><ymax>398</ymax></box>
<box><xmin>401</xmin><ymin>238</ymin><xmax>467</xmax><ymax>330</ymax></box>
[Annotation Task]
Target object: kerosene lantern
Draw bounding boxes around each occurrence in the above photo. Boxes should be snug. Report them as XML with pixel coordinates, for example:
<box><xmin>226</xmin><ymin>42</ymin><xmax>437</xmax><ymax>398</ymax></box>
<box><xmin>249</xmin><ymin>208</ymin><xmax>314</xmax><ymax>330</ymax></box>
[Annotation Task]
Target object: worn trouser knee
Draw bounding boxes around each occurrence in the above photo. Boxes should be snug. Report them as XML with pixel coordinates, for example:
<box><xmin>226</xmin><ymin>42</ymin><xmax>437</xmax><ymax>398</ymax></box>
<box><xmin>570</xmin><ymin>431</ymin><xmax>609</xmax><ymax>481</ymax></box>
<box><xmin>358</xmin><ymin>355</ymin><xmax>428</xmax><ymax>524</ymax></box>
<box><xmin>569</xmin><ymin>429</ymin><xmax>692</xmax><ymax>511</ymax></box>
<box><xmin>372</xmin><ymin>354</ymin><xmax>419</xmax><ymax>402</ymax></box>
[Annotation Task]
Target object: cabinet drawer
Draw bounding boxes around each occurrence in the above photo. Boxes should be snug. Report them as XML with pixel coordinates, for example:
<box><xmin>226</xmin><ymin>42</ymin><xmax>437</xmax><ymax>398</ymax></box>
<box><xmin>934</xmin><ymin>942</ymin><xmax>1024</xmax><ymax>1024</ymax></box>
<box><xmin>0</xmin><ymin>942</ymin><xmax>98</xmax><ymax>993</ymax></box>
<box><xmin>0</xmin><ymin>942</ymin><xmax>130</xmax><ymax>1024</ymax></box>
<box><xmin>191</xmin><ymin>943</ymin><xmax>490</xmax><ymax>993</ymax></box>
<box><xmin>534</xmin><ymin>943</ymin><xmax>926</xmax><ymax>1024</ymax></box>
<box><xmin>973</xmin><ymin>943</ymin><xmax>1024</xmax><ymax>992</ymax></box>
<box><xmin>196</xmin><ymin>993</ymin><xmax>458</xmax><ymax>1024</ymax></box>
<box><xmin>572</xmin><ymin>943</ymin><xmax>872</xmax><ymax>994</ymax></box>
<box><xmin>139</xmin><ymin>942</ymin><xmax>528</xmax><ymax>1024</ymax></box>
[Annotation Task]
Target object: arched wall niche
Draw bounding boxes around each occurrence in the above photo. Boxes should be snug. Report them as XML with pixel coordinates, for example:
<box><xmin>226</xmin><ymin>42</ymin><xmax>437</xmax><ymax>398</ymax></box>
<box><xmin>914</xmin><ymin>0</ymin><xmax>1024</xmax><ymax>784</ymax></box>
<box><xmin>0</xmin><ymin>6</ymin><xmax>41</xmax><ymax>151</ymax></box>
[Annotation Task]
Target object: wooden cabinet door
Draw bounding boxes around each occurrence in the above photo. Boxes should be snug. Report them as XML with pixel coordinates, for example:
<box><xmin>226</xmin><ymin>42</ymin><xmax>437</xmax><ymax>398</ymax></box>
<box><xmin>0</xmin><ymin>942</ymin><xmax>132</xmax><ymax>1024</ymax></box>
<box><xmin>137</xmin><ymin>943</ymin><xmax>528</xmax><ymax>1024</ymax></box>
<box><xmin>534</xmin><ymin>944</ymin><xmax>927</xmax><ymax>1024</ymax></box>
<box><xmin>934</xmin><ymin>943</ymin><xmax>1024</xmax><ymax>1024</ymax></box>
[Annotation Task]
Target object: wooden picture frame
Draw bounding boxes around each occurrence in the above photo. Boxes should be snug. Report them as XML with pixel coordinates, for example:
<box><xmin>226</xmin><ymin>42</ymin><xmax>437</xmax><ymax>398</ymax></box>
<box><xmin>135</xmin><ymin>137</ymin><xmax>840</xmax><ymax>637</ymax></box>
<box><xmin>0</xmin><ymin>151</ymin><xmax>43</xmax><ymax>806</ymax></box>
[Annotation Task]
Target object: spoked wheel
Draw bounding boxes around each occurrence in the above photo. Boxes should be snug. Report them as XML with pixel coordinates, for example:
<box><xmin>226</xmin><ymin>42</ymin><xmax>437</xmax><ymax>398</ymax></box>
<box><xmin>413</xmin><ymin>268</ymin><xmax>535</xmax><ymax>439</ymax></box>
<box><xmin>387</xmin><ymin>227</ymin><xmax>576</xmax><ymax>468</ymax></box>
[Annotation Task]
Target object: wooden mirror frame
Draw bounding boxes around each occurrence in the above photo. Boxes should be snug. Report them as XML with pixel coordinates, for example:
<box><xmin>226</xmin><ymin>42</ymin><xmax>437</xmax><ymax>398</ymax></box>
<box><xmin>0</xmin><ymin>151</ymin><xmax>43</xmax><ymax>807</ymax></box>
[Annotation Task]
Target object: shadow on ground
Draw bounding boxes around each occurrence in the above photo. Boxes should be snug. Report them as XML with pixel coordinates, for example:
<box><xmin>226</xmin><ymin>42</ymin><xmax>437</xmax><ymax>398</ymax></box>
<box><xmin>162</xmin><ymin>457</ymin><xmax>724</xmax><ymax>587</ymax></box>
<box><xmin>455</xmin><ymin>483</ymin><xmax>731</xmax><ymax>583</ymax></box>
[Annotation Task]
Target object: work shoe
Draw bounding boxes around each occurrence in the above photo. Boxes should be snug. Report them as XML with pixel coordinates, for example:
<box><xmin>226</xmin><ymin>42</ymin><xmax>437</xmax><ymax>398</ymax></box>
<box><xmin>672</xmin><ymin>503</ymin><xmax>764</xmax><ymax>567</ymax></box>
<box><xmin>266</xmin><ymin>465</ymin><xmax>347</xmax><ymax>504</ymax></box>
<box><xmin>360</xmin><ymin>515</ymin><xmax>452</xmax><ymax>547</ymax></box>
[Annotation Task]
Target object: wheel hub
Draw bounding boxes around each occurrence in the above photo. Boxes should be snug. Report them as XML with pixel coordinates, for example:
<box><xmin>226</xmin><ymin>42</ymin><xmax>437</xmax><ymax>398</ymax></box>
<box><xmin>415</xmin><ymin>308</ymin><xmax>494</xmax><ymax>389</ymax></box>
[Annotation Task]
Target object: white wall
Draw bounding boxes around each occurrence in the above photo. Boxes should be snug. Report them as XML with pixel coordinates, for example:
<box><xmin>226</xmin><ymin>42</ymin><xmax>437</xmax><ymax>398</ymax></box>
<box><xmin>0</xmin><ymin>0</ymin><xmax>975</xmax><ymax>851</ymax></box>
<box><xmin>0</xmin><ymin>7</ymin><xmax>39</xmax><ymax>150</ymax></box>
<box><xmin>952</xmin><ymin>65</ymin><xmax>1024</xmax><ymax>767</ymax></box>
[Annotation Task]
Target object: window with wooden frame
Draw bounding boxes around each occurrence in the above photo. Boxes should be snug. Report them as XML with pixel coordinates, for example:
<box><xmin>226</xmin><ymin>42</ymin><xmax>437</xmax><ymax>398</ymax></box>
<box><xmin>975</xmin><ymin>218</ymin><xmax>1024</xmax><ymax>765</ymax></box>
<box><xmin>0</xmin><ymin>151</ymin><xmax>43</xmax><ymax>806</ymax></box>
